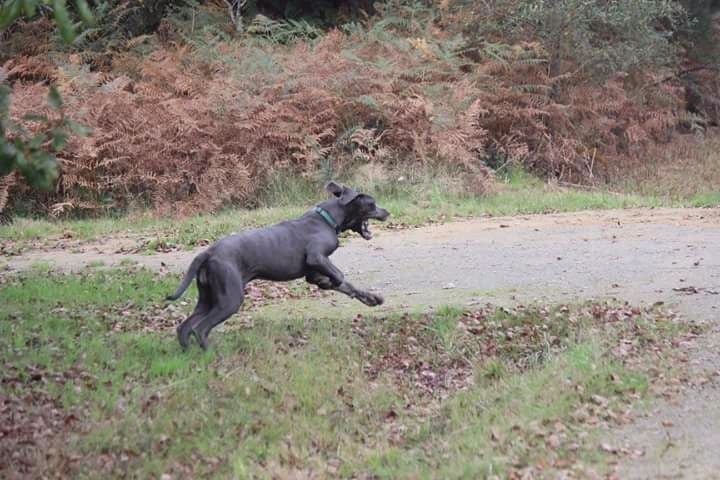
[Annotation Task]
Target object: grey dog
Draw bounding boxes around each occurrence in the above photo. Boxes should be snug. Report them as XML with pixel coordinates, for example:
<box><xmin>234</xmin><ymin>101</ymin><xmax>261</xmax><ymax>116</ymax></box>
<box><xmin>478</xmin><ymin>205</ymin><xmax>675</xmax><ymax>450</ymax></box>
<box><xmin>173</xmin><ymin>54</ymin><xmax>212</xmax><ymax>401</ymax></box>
<box><xmin>167</xmin><ymin>182</ymin><xmax>390</xmax><ymax>350</ymax></box>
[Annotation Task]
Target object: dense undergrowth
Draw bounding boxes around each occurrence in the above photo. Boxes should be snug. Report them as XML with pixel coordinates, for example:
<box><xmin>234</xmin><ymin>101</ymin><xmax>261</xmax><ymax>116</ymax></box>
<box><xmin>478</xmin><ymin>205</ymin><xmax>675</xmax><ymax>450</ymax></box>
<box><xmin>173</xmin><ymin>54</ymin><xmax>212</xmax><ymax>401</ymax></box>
<box><xmin>1</xmin><ymin>0</ymin><xmax>719</xmax><ymax>217</ymax></box>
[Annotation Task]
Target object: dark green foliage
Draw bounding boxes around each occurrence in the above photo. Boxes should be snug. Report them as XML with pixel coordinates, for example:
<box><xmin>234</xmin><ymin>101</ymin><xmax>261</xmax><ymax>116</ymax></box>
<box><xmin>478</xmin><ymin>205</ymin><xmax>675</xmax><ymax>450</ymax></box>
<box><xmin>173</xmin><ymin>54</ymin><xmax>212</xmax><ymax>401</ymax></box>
<box><xmin>678</xmin><ymin>0</ymin><xmax>720</xmax><ymax>64</ymax></box>
<box><xmin>115</xmin><ymin>0</ymin><xmax>174</xmax><ymax>37</ymax></box>
<box><xmin>0</xmin><ymin>0</ymin><xmax>95</xmax><ymax>40</ymax></box>
<box><xmin>254</xmin><ymin>0</ymin><xmax>375</xmax><ymax>24</ymax></box>
<box><xmin>514</xmin><ymin>0</ymin><xmax>686</xmax><ymax>80</ymax></box>
<box><xmin>0</xmin><ymin>0</ymin><xmax>94</xmax><ymax>190</ymax></box>
<box><xmin>0</xmin><ymin>85</ymin><xmax>89</xmax><ymax>190</ymax></box>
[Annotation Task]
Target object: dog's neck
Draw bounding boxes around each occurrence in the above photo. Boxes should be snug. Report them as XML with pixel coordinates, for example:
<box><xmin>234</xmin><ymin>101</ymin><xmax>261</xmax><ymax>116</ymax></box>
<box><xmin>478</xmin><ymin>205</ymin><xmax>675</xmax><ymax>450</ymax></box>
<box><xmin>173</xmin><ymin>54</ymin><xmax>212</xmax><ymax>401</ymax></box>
<box><xmin>315</xmin><ymin>200</ymin><xmax>351</xmax><ymax>233</ymax></box>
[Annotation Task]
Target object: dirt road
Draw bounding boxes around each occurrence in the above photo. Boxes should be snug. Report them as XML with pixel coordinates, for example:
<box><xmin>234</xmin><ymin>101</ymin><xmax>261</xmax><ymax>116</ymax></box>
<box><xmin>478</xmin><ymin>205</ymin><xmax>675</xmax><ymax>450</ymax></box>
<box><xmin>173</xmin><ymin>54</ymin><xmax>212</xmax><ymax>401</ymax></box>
<box><xmin>3</xmin><ymin>207</ymin><xmax>720</xmax><ymax>478</ymax></box>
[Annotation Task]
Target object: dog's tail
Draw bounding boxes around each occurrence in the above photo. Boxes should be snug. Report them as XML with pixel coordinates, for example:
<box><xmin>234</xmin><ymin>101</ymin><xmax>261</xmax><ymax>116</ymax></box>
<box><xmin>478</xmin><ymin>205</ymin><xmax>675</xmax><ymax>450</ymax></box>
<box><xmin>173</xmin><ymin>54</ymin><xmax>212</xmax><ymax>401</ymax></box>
<box><xmin>166</xmin><ymin>251</ymin><xmax>210</xmax><ymax>301</ymax></box>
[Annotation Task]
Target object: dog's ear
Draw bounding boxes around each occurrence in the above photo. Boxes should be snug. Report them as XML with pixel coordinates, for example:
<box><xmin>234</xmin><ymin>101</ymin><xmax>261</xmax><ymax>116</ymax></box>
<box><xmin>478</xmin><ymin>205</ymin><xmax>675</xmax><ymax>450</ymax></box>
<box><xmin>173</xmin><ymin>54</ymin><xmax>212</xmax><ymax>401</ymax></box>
<box><xmin>326</xmin><ymin>181</ymin><xmax>359</xmax><ymax>205</ymax></box>
<box><xmin>325</xmin><ymin>181</ymin><xmax>343</xmax><ymax>197</ymax></box>
<box><xmin>339</xmin><ymin>187</ymin><xmax>360</xmax><ymax>205</ymax></box>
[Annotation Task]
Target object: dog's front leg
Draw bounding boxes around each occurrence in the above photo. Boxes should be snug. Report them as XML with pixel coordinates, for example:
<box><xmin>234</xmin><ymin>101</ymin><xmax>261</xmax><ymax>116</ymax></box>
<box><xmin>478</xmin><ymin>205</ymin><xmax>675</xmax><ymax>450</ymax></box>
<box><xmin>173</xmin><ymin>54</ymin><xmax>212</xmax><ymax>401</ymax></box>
<box><xmin>305</xmin><ymin>258</ymin><xmax>383</xmax><ymax>307</ymax></box>
<box><xmin>334</xmin><ymin>280</ymin><xmax>384</xmax><ymax>306</ymax></box>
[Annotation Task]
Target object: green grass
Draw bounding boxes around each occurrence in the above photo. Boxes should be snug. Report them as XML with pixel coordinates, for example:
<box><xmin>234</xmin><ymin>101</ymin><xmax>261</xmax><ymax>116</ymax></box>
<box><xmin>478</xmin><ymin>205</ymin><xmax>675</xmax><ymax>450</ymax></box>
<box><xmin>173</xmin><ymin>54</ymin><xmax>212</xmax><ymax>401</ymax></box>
<box><xmin>0</xmin><ymin>206</ymin><xmax>307</xmax><ymax>247</ymax></box>
<box><xmin>0</xmin><ymin>267</ymin><xmax>693</xmax><ymax>478</ymax></box>
<box><xmin>690</xmin><ymin>191</ymin><xmax>720</xmax><ymax>208</ymax></box>
<box><xmin>2</xmin><ymin>167</ymin><xmax>708</xmax><ymax>251</ymax></box>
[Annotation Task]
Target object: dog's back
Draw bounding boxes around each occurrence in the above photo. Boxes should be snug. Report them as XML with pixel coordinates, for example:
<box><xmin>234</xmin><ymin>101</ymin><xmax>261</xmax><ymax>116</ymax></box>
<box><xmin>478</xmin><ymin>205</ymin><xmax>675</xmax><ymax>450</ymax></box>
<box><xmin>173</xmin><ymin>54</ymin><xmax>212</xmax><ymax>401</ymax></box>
<box><xmin>213</xmin><ymin>220</ymin><xmax>312</xmax><ymax>282</ymax></box>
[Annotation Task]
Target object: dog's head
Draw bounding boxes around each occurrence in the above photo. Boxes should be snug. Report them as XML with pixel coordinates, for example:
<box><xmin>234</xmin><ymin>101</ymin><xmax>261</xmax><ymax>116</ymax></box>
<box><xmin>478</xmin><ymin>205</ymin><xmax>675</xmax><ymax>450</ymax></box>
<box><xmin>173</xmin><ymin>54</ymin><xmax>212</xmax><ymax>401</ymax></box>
<box><xmin>326</xmin><ymin>181</ymin><xmax>389</xmax><ymax>240</ymax></box>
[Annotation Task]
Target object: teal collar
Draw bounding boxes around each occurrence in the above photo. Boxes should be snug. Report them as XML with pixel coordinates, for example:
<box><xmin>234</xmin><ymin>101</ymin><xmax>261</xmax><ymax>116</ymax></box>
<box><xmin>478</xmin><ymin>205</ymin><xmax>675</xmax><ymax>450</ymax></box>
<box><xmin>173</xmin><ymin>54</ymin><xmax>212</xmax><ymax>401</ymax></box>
<box><xmin>313</xmin><ymin>206</ymin><xmax>340</xmax><ymax>233</ymax></box>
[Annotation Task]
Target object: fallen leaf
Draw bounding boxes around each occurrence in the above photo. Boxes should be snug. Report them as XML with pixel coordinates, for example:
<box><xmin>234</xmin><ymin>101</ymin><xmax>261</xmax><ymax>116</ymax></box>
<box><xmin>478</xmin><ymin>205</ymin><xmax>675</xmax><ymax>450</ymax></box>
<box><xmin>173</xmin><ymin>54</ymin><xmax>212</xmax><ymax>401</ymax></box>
<box><xmin>547</xmin><ymin>434</ymin><xmax>561</xmax><ymax>449</ymax></box>
<box><xmin>600</xmin><ymin>443</ymin><xmax>617</xmax><ymax>454</ymax></box>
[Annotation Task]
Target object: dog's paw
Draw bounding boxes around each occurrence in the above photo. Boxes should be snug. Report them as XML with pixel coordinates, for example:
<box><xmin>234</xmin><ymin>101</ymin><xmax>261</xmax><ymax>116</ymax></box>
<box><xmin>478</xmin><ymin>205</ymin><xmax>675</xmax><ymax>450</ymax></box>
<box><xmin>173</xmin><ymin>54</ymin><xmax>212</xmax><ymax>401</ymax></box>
<box><xmin>361</xmin><ymin>292</ymin><xmax>384</xmax><ymax>307</ymax></box>
<box><xmin>177</xmin><ymin>325</ymin><xmax>190</xmax><ymax>350</ymax></box>
<box><xmin>189</xmin><ymin>328</ymin><xmax>210</xmax><ymax>351</ymax></box>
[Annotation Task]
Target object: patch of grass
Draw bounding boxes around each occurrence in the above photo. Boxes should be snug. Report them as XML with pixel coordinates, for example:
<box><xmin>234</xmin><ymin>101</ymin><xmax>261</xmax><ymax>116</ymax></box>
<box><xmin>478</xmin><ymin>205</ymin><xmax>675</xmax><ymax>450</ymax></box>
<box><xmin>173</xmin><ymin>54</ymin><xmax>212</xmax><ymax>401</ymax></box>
<box><xmin>691</xmin><ymin>191</ymin><xmax>720</xmax><ymax>208</ymax></box>
<box><xmin>0</xmin><ymin>268</ymin><xmax>697</xmax><ymax>478</ymax></box>
<box><xmin>1</xmin><ymin>167</ymin><xmax>704</xmax><ymax>251</ymax></box>
<box><xmin>29</xmin><ymin>261</ymin><xmax>54</xmax><ymax>273</ymax></box>
<box><xmin>381</xmin><ymin>183</ymin><xmax>666</xmax><ymax>227</ymax></box>
<box><xmin>0</xmin><ymin>206</ymin><xmax>307</xmax><ymax>248</ymax></box>
<box><xmin>426</xmin><ymin>343</ymin><xmax>632</xmax><ymax>477</ymax></box>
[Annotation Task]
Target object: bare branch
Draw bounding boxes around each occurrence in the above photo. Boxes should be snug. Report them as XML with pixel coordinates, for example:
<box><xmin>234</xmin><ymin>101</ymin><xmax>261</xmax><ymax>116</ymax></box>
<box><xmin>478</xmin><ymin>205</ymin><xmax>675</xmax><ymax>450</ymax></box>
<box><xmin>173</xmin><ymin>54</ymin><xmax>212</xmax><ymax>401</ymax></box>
<box><xmin>223</xmin><ymin>0</ymin><xmax>249</xmax><ymax>32</ymax></box>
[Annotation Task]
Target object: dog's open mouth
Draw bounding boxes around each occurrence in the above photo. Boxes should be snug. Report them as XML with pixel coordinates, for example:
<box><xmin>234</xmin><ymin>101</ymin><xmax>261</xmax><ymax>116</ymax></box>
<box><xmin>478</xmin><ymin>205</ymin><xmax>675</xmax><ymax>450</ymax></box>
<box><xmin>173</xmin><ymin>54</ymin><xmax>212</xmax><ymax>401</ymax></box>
<box><xmin>350</xmin><ymin>219</ymin><xmax>373</xmax><ymax>240</ymax></box>
<box><xmin>352</xmin><ymin>209</ymin><xmax>389</xmax><ymax>240</ymax></box>
<box><xmin>359</xmin><ymin>220</ymin><xmax>372</xmax><ymax>240</ymax></box>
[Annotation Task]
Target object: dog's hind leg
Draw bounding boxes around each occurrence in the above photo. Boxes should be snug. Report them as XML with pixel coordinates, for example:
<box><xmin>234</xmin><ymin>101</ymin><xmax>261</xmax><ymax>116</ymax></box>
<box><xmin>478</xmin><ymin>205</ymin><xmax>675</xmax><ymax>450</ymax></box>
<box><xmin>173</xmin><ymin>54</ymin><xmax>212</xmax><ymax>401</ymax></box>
<box><xmin>192</xmin><ymin>261</ymin><xmax>244</xmax><ymax>350</ymax></box>
<box><xmin>192</xmin><ymin>297</ymin><xmax>243</xmax><ymax>350</ymax></box>
<box><xmin>176</xmin><ymin>279</ymin><xmax>211</xmax><ymax>350</ymax></box>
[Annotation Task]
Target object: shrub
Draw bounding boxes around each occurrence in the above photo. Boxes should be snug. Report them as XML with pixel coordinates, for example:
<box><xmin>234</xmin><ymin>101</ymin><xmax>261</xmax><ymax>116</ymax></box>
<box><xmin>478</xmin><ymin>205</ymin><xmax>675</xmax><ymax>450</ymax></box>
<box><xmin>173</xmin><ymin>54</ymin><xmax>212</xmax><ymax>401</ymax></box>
<box><xmin>5</xmin><ymin>18</ymin><xmax>493</xmax><ymax>215</ymax></box>
<box><xmin>449</xmin><ymin>0</ymin><xmax>690</xmax><ymax>181</ymax></box>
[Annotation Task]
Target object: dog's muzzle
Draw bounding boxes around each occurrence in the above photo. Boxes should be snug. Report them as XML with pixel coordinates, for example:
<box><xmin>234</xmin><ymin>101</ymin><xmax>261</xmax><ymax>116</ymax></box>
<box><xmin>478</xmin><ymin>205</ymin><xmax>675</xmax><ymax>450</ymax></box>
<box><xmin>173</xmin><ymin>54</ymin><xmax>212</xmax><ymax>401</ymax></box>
<box><xmin>359</xmin><ymin>207</ymin><xmax>390</xmax><ymax>240</ymax></box>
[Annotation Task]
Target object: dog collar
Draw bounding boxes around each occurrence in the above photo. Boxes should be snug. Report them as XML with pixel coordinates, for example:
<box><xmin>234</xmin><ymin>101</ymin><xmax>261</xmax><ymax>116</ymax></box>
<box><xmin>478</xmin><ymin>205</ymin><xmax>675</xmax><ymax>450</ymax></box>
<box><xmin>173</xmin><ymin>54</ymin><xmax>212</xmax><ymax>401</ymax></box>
<box><xmin>313</xmin><ymin>206</ymin><xmax>340</xmax><ymax>233</ymax></box>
